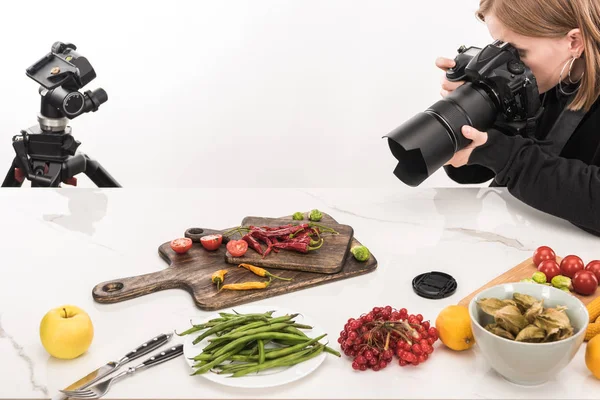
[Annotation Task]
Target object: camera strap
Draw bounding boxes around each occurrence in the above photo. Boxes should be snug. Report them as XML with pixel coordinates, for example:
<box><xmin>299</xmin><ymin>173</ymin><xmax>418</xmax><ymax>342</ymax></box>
<box><xmin>542</xmin><ymin>98</ymin><xmax>587</xmax><ymax>156</ymax></box>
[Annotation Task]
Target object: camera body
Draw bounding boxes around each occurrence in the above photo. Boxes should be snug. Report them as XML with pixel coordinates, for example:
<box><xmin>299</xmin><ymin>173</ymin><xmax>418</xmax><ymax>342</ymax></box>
<box><xmin>385</xmin><ymin>40</ymin><xmax>544</xmax><ymax>187</ymax></box>
<box><xmin>446</xmin><ymin>40</ymin><xmax>543</xmax><ymax>135</ymax></box>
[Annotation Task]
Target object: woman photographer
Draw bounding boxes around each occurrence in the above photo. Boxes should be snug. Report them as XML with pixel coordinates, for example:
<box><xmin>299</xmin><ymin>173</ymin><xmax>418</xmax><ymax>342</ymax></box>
<box><xmin>438</xmin><ymin>0</ymin><xmax>600</xmax><ymax>235</ymax></box>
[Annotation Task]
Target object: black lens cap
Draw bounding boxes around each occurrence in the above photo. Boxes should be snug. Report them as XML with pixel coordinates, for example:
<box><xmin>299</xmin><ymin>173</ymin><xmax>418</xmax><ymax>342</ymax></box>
<box><xmin>412</xmin><ymin>271</ymin><xmax>457</xmax><ymax>300</ymax></box>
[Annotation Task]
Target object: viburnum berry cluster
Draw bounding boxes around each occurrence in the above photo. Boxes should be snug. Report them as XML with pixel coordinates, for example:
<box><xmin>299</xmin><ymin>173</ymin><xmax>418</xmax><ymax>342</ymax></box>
<box><xmin>337</xmin><ymin>306</ymin><xmax>439</xmax><ymax>371</ymax></box>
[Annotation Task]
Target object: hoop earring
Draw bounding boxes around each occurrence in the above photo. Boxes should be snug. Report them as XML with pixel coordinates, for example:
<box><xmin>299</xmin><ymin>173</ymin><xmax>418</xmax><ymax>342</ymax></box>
<box><xmin>559</xmin><ymin>55</ymin><xmax>583</xmax><ymax>96</ymax></box>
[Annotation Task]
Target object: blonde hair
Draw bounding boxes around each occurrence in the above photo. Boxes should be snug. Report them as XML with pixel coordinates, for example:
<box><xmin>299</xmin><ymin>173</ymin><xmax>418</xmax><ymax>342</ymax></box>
<box><xmin>476</xmin><ymin>0</ymin><xmax>600</xmax><ymax>112</ymax></box>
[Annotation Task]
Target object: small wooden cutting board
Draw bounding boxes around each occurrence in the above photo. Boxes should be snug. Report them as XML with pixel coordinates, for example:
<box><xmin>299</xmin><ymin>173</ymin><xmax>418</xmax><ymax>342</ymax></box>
<box><xmin>224</xmin><ymin>214</ymin><xmax>354</xmax><ymax>274</ymax></box>
<box><xmin>458</xmin><ymin>256</ymin><xmax>599</xmax><ymax>307</ymax></box>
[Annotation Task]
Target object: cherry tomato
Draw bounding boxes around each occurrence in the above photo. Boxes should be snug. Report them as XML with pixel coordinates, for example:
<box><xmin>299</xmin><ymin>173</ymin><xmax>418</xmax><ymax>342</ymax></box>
<box><xmin>559</xmin><ymin>255</ymin><xmax>585</xmax><ymax>278</ymax></box>
<box><xmin>226</xmin><ymin>240</ymin><xmax>248</xmax><ymax>257</ymax></box>
<box><xmin>533</xmin><ymin>246</ymin><xmax>556</xmax><ymax>267</ymax></box>
<box><xmin>585</xmin><ymin>260</ymin><xmax>600</xmax><ymax>284</ymax></box>
<box><xmin>538</xmin><ymin>259</ymin><xmax>561</xmax><ymax>281</ymax></box>
<box><xmin>200</xmin><ymin>234</ymin><xmax>223</xmax><ymax>251</ymax></box>
<box><xmin>170</xmin><ymin>237</ymin><xmax>192</xmax><ymax>254</ymax></box>
<box><xmin>572</xmin><ymin>270</ymin><xmax>599</xmax><ymax>295</ymax></box>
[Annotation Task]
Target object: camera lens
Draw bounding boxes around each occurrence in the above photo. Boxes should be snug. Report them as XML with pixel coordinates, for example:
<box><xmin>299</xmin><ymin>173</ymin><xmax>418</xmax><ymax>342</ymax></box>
<box><xmin>384</xmin><ymin>82</ymin><xmax>498</xmax><ymax>187</ymax></box>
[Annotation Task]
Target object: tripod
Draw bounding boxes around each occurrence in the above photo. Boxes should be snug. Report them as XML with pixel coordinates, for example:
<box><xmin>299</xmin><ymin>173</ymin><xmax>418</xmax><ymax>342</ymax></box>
<box><xmin>2</xmin><ymin>41</ymin><xmax>121</xmax><ymax>188</ymax></box>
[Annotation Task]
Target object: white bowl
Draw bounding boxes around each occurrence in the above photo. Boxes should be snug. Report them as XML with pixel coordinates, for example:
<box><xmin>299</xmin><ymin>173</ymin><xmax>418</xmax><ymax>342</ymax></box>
<box><xmin>468</xmin><ymin>283</ymin><xmax>589</xmax><ymax>386</ymax></box>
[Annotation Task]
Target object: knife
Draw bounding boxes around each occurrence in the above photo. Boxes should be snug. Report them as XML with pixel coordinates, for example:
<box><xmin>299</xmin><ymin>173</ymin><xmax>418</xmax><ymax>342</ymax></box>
<box><xmin>51</xmin><ymin>332</ymin><xmax>173</xmax><ymax>400</ymax></box>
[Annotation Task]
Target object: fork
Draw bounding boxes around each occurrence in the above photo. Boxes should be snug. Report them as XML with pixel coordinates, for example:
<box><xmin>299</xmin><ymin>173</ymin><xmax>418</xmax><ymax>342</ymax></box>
<box><xmin>60</xmin><ymin>344</ymin><xmax>183</xmax><ymax>399</ymax></box>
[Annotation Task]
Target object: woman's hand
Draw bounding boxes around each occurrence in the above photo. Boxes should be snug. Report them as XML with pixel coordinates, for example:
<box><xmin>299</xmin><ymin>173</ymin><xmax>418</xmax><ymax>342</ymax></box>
<box><xmin>435</xmin><ymin>57</ymin><xmax>466</xmax><ymax>98</ymax></box>
<box><xmin>445</xmin><ymin>126</ymin><xmax>488</xmax><ymax>168</ymax></box>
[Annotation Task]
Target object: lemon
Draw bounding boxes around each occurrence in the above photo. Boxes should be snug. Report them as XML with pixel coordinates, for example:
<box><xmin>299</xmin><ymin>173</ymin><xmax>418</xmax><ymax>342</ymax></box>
<box><xmin>586</xmin><ymin>334</ymin><xmax>600</xmax><ymax>379</ymax></box>
<box><xmin>435</xmin><ymin>305</ymin><xmax>475</xmax><ymax>351</ymax></box>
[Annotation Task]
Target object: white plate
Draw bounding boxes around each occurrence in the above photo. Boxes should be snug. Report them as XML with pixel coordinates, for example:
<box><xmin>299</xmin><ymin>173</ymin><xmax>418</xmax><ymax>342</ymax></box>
<box><xmin>182</xmin><ymin>305</ymin><xmax>328</xmax><ymax>388</ymax></box>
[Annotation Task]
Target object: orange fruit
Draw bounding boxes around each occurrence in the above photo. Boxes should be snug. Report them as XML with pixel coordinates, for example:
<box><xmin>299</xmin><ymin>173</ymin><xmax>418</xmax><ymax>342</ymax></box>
<box><xmin>586</xmin><ymin>334</ymin><xmax>600</xmax><ymax>379</ymax></box>
<box><xmin>435</xmin><ymin>305</ymin><xmax>475</xmax><ymax>351</ymax></box>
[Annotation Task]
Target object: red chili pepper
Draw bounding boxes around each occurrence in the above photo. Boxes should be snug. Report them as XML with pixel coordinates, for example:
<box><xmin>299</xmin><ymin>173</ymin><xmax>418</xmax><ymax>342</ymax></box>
<box><xmin>255</xmin><ymin>224</ymin><xmax>309</xmax><ymax>238</ymax></box>
<box><xmin>272</xmin><ymin>238</ymin><xmax>324</xmax><ymax>253</ymax></box>
<box><xmin>242</xmin><ymin>233</ymin><xmax>263</xmax><ymax>255</ymax></box>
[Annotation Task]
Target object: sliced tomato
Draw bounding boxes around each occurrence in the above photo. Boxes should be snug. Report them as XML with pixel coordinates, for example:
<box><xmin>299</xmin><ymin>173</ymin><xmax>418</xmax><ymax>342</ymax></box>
<box><xmin>171</xmin><ymin>238</ymin><xmax>192</xmax><ymax>254</ymax></box>
<box><xmin>200</xmin><ymin>234</ymin><xmax>223</xmax><ymax>251</ymax></box>
<box><xmin>226</xmin><ymin>240</ymin><xmax>248</xmax><ymax>257</ymax></box>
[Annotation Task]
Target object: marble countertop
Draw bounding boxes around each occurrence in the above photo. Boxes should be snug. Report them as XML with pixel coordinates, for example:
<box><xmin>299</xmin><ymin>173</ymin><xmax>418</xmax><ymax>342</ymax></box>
<box><xmin>1</xmin><ymin>187</ymin><xmax>599</xmax><ymax>399</ymax></box>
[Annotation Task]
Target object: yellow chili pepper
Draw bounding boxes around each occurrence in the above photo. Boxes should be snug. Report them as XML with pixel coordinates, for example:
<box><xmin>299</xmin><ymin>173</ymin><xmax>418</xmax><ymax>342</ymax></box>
<box><xmin>220</xmin><ymin>279</ymin><xmax>272</xmax><ymax>291</ymax></box>
<box><xmin>211</xmin><ymin>270</ymin><xmax>228</xmax><ymax>291</ymax></box>
<box><xmin>238</xmin><ymin>263</ymin><xmax>292</xmax><ymax>281</ymax></box>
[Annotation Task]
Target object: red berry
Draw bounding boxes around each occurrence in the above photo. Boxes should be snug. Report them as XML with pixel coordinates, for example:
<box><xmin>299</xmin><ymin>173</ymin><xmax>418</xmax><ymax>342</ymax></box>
<box><xmin>365</xmin><ymin>314</ymin><xmax>374</xmax><ymax>323</ymax></box>
<box><xmin>372</xmin><ymin>348</ymin><xmax>380</xmax><ymax>357</ymax></box>
<box><xmin>379</xmin><ymin>360</ymin><xmax>388</xmax><ymax>369</ymax></box>
<box><xmin>372</xmin><ymin>365</ymin><xmax>381</xmax><ymax>372</ymax></box>
<box><xmin>348</xmin><ymin>331</ymin><xmax>358</xmax><ymax>341</ymax></box>
<box><xmin>403</xmin><ymin>342</ymin><xmax>412</xmax><ymax>351</ymax></box>
<box><xmin>400</xmin><ymin>308</ymin><xmax>408</xmax><ymax>314</ymax></box>
<box><xmin>422</xmin><ymin>321</ymin><xmax>430</xmax><ymax>330</ymax></box>
<box><xmin>340</xmin><ymin>330</ymin><xmax>348</xmax><ymax>338</ymax></box>
<box><xmin>427</xmin><ymin>337</ymin><xmax>436</xmax><ymax>345</ymax></box>
<box><xmin>416</xmin><ymin>314</ymin><xmax>423</xmax><ymax>322</ymax></box>
<box><xmin>337</xmin><ymin>337</ymin><xmax>343</xmax><ymax>344</ymax></box>
<box><xmin>428</xmin><ymin>327</ymin><xmax>438</xmax><ymax>337</ymax></box>
<box><xmin>399</xmin><ymin>359</ymin><xmax>408</xmax><ymax>366</ymax></box>
<box><xmin>412</xmin><ymin>360</ymin><xmax>420</xmax><ymax>366</ymax></box>
<box><xmin>418</xmin><ymin>354</ymin><xmax>426</xmax><ymax>363</ymax></box>
<box><xmin>391</xmin><ymin>312</ymin><xmax>400</xmax><ymax>320</ymax></box>
<box><xmin>382</xmin><ymin>310</ymin><xmax>391</xmax><ymax>320</ymax></box>
<box><xmin>396</xmin><ymin>348</ymin><xmax>403</xmax><ymax>357</ymax></box>
<box><xmin>385</xmin><ymin>306</ymin><xmax>392</xmax><ymax>313</ymax></box>
<box><xmin>383</xmin><ymin>349</ymin><xmax>393</xmax><ymax>360</ymax></box>
<box><xmin>360</xmin><ymin>326</ymin><xmax>368</xmax><ymax>334</ymax></box>
<box><xmin>359</xmin><ymin>364</ymin><xmax>367</xmax><ymax>371</ymax></box>
<box><xmin>356</xmin><ymin>355</ymin><xmax>367</xmax><ymax>365</ymax></box>
<box><xmin>413</xmin><ymin>333</ymin><xmax>422</xmax><ymax>341</ymax></box>
<box><xmin>420</xmin><ymin>339</ymin><xmax>429</xmax><ymax>347</ymax></box>
<box><xmin>368</xmin><ymin>358</ymin><xmax>377</xmax><ymax>366</ymax></box>
<box><xmin>373</xmin><ymin>307</ymin><xmax>382</xmax><ymax>314</ymax></box>
<box><xmin>412</xmin><ymin>344</ymin><xmax>423</xmax><ymax>355</ymax></box>
<box><xmin>364</xmin><ymin>350</ymin><xmax>374</xmax><ymax>360</ymax></box>
<box><xmin>417</xmin><ymin>325</ymin><xmax>425</xmax><ymax>333</ymax></box>
<box><xmin>352</xmin><ymin>361</ymin><xmax>360</xmax><ymax>370</ymax></box>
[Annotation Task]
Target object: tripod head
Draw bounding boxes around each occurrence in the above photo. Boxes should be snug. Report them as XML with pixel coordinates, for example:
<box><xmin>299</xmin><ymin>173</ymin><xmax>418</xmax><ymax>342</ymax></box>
<box><xmin>26</xmin><ymin>41</ymin><xmax>108</xmax><ymax>131</ymax></box>
<box><xmin>1</xmin><ymin>42</ymin><xmax>120</xmax><ymax>188</ymax></box>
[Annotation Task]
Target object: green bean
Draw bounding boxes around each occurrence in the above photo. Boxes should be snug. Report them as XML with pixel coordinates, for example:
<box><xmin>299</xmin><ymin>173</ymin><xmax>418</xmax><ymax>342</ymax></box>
<box><xmin>227</xmin><ymin>314</ymin><xmax>298</xmax><ymax>335</ymax></box>
<box><xmin>192</xmin><ymin>315</ymin><xmax>271</xmax><ymax>345</ymax></box>
<box><xmin>231</xmin><ymin>345</ymin><xmax>324</xmax><ymax>377</ymax></box>
<box><xmin>291</xmin><ymin>323</ymin><xmax>313</xmax><ymax>330</ymax></box>
<box><xmin>216</xmin><ymin>362</ymin><xmax>259</xmax><ymax>373</ymax></box>
<box><xmin>258</xmin><ymin>340</ymin><xmax>265</xmax><ymax>364</ymax></box>
<box><xmin>324</xmin><ymin>346</ymin><xmax>341</xmax><ymax>357</ymax></box>
<box><xmin>192</xmin><ymin>346</ymin><xmax>244</xmax><ymax>375</ymax></box>
<box><xmin>283</xmin><ymin>326</ymin><xmax>308</xmax><ymax>337</ymax></box>
<box><xmin>209</xmin><ymin>322</ymin><xmax>293</xmax><ymax>343</ymax></box>
<box><xmin>212</xmin><ymin>332</ymin><xmax>310</xmax><ymax>359</ymax></box>
<box><xmin>176</xmin><ymin>319</ymin><xmax>225</xmax><ymax>336</ymax></box>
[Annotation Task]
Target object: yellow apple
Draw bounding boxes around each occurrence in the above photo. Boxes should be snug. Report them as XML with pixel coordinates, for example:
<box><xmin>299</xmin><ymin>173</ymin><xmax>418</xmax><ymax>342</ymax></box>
<box><xmin>39</xmin><ymin>305</ymin><xmax>94</xmax><ymax>360</ymax></box>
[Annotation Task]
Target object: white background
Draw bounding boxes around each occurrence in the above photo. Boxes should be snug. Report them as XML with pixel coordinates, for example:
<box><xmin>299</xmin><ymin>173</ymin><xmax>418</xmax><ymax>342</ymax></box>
<box><xmin>0</xmin><ymin>0</ymin><xmax>493</xmax><ymax>188</ymax></box>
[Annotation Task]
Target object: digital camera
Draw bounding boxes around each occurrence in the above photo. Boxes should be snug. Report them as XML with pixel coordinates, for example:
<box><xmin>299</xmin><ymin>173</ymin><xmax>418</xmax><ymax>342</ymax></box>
<box><xmin>385</xmin><ymin>40</ymin><xmax>544</xmax><ymax>186</ymax></box>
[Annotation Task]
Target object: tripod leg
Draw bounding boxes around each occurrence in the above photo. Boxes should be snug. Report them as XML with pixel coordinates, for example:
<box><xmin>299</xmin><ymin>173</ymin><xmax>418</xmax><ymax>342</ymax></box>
<box><xmin>2</xmin><ymin>157</ymin><xmax>24</xmax><ymax>187</ymax></box>
<box><xmin>83</xmin><ymin>155</ymin><xmax>122</xmax><ymax>187</ymax></box>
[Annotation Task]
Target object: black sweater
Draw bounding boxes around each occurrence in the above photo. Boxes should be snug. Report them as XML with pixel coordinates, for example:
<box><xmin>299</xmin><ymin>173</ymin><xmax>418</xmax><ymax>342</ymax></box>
<box><xmin>444</xmin><ymin>86</ymin><xmax>600</xmax><ymax>236</ymax></box>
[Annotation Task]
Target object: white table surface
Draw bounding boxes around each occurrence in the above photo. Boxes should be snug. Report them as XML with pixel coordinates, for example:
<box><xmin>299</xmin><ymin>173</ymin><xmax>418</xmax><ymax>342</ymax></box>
<box><xmin>1</xmin><ymin>187</ymin><xmax>599</xmax><ymax>399</ymax></box>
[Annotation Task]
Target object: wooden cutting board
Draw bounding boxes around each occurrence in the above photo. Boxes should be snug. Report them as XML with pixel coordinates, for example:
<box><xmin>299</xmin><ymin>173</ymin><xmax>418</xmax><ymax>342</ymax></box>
<box><xmin>92</xmin><ymin>214</ymin><xmax>377</xmax><ymax>311</ymax></box>
<box><xmin>224</xmin><ymin>214</ymin><xmax>353</xmax><ymax>274</ymax></box>
<box><xmin>457</xmin><ymin>256</ymin><xmax>599</xmax><ymax>307</ymax></box>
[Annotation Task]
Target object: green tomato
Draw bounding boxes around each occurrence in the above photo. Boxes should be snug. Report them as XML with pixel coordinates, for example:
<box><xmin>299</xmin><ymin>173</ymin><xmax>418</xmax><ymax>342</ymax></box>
<box><xmin>351</xmin><ymin>246</ymin><xmax>370</xmax><ymax>262</ymax></box>
<box><xmin>292</xmin><ymin>212</ymin><xmax>304</xmax><ymax>221</ymax></box>
<box><xmin>308</xmin><ymin>209</ymin><xmax>323</xmax><ymax>222</ymax></box>
<box><xmin>532</xmin><ymin>271</ymin><xmax>547</xmax><ymax>284</ymax></box>
<box><xmin>551</xmin><ymin>275</ymin><xmax>572</xmax><ymax>290</ymax></box>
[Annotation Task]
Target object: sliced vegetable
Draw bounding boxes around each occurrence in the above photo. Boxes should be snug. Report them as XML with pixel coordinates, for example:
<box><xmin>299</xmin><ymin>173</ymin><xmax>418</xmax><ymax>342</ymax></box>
<box><xmin>226</xmin><ymin>240</ymin><xmax>248</xmax><ymax>257</ymax></box>
<box><xmin>171</xmin><ymin>237</ymin><xmax>192</xmax><ymax>254</ymax></box>
<box><xmin>200</xmin><ymin>234</ymin><xmax>223</xmax><ymax>251</ymax></box>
